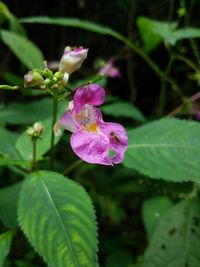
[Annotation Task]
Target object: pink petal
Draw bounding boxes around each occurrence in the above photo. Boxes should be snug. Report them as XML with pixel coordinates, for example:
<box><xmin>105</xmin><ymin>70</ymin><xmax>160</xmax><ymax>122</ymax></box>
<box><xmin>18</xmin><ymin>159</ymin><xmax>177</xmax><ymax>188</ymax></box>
<box><xmin>74</xmin><ymin>84</ymin><xmax>105</xmax><ymax>113</ymax></box>
<box><xmin>58</xmin><ymin>110</ymin><xmax>77</xmax><ymax>132</ymax></box>
<box><xmin>99</xmin><ymin>122</ymin><xmax>128</xmax><ymax>164</ymax></box>
<box><xmin>70</xmin><ymin>129</ymin><xmax>112</xmax><ymax>165</ymax></box>
<box><xmin>76</xmin><ymin>104</ymin><xmax>103</xmax><ymax>127</ymax></box>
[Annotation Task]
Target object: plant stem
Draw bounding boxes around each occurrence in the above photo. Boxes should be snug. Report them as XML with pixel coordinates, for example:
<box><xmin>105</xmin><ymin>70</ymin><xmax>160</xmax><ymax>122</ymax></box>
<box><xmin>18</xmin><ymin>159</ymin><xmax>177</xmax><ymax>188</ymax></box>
<box><xmin>62</xmin><ymin>160</ymin><xmax>83</xmax><ymax>175</ymax></box>
<box><xmin>50</xmin><ymin>95</ymin><xmax>58</xmax><ymax>170</ymax></box>
<box><xmin>32</xmin><ymin>138</ymin><xmax>37</xmax><ymax>171</ymax></box>
<box><xmin>159</xmin><ymin>54</ymin><xmax>175</xmax><ymax>116</ymax></box>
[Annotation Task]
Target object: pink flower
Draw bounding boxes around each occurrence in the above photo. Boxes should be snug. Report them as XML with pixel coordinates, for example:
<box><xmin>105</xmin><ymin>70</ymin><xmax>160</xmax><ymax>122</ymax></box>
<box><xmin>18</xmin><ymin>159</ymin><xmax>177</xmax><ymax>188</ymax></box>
<box><xmin>59</xmin><ymin>46</ymin><xmax>88</xmax><ymax>75</ymax></box>
<box><xmin>55</xmin><ymin>84</ymin><xmax>128</xmax><ymax>165</ymax></box>
<box><xmin>98</xmin><ymin>59</ymin><xmax>121</xmax><ymax>78</ymax></box>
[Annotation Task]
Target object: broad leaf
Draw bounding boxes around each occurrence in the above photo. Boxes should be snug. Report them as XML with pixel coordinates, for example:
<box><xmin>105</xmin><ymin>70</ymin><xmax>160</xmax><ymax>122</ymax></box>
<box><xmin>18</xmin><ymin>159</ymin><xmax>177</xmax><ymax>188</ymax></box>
<box><xmin>0</xmin><ymin>30</ymin><xmax>44</xmax><ymax>69</ymax></box>
<box><xmin>0</xmin><ymin>182</ymin><xmax>22</xmax><ymax>228</ymax></box>
<box><xmin>102</xmin><ymin>101</ymin><xmax>145</xmax><ymax>122</ymax></box>
<box><xmin>0</xmin><ymin>128</ymin><xmax>20</xmax><ymax>159</ymax></box>
<box><xmin>18</xmin><ymin>171</ymin><xmax>98</xmax><ymax>267</ymax></box>
<box><xmin>0</xmin><ymin>98</ymin><xmax>53</xmax><ymax>125</ymax></box>
<box><xmin>142</xmin><ymin>196</ymin><xmax>173</xmax><ymax>239</ymax></box>
<box><xmin>16</xmin><ymin>118</ymin><xmax>62</xmax><ymax>161</ymax></box>
<box><xmin>124</xmin><ymin>118</ymin><xmax>200</xmax><ymax>182</ymax></box>
<box><xmin>143</xmin><ymin>197</ymin><xmax>200</xmax><ymax>267</ymax></box>
<box><xmin>0</xmin><ymin>98</ymin><xmax>66</xmax><ymax>125</ymax></box>
<box><xmin>0</xmin><ymin>231</ymin><xmax>13</xmax><ymax>267</ymax></box>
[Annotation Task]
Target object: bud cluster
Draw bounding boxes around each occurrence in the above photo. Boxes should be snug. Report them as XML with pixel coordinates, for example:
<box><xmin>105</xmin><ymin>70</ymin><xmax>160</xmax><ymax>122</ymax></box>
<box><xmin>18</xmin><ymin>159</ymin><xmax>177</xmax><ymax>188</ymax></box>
<box><xmin>23</xmin><ymin>46</ymin><xmax>88</xmax><ymax>96</ymax></box>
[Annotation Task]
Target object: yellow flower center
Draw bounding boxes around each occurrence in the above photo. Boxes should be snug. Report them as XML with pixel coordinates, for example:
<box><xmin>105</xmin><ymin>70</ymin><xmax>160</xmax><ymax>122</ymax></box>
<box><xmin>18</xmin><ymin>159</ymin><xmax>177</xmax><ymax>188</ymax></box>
<box><xmin>87</xmin><ymin>123</ymin><xmax>98</xmax><ymax>133</ymax></box>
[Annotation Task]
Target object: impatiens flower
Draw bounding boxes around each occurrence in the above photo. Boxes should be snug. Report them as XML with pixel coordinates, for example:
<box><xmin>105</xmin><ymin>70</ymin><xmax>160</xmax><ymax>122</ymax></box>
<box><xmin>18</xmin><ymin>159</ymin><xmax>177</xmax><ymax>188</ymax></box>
<box><xmin>55</xmin><ymin>84</ymin><xmax>128</xmax><ymax>165</ymax></box>
<box><xmin>59</xmin><ymin>46</ymin><xmax>88</xmax><ymax>75</ymax></box>
<box><xmin>98</xmin><ymin>59</ymin><xmax>121</xmax><ymax>78</ymax></box>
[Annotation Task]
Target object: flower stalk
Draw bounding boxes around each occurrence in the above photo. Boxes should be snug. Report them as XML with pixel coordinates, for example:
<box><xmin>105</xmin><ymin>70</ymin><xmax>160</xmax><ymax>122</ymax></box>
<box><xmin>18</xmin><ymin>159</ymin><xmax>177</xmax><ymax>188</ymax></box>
<box><xmin>50</xmin><ymin>94</ymin><xmax>58</xmax><ymax>170</ymax></box>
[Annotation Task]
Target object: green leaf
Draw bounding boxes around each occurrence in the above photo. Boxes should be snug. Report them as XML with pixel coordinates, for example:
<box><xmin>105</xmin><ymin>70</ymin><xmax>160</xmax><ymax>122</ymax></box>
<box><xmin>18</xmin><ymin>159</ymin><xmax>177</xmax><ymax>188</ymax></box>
<box><xmin>0</xmin><ymin>30</ymin><xmax>44</xmax><ymax>69</ymax></box>
<box><xmin>137</xmin><ymin>16</ymin><xmax>200</xmax><ymax>48</ymax></box>
<box><xmin>171</xmin><ymin>27</ymin><xmax>200</xmax><ymax>44</ymax></box>
<box><xmin>137</xmin><ymin>17</ymin><xmax>173</xmax><ymax>53</ymax></box>
<box><xmin>142</xmin><ymin>196</ymin><xmax>173</xmax><ymax>239</ymax></box>
<box><xmin>0</xmin><ymin>182</ymin><xmax>22</xmax><ymax>228</ymax></box>
<box><xmin>102</xmin><ymin>101</ymin><xmax>146</xmax><ymax>122</ymax></box>
<box><xmin>16</xmin><ymin>118</ymin><xmax>62</xmax><ymax>161</ymax></box>
<box><xmin>0</xmin><ymin>231</ymin><xmax>14</xmax><ymax>267</ymax></box>
<box><xmin>0</xmin><ymin>157</ymin><xmax>29</xmax><ymax>167</ymax></box>
<box><xmin>0</xmin><ymin>98</ymin><xmax>66</xmax><ymax>125</ymax></box>
<box><xmin>20</xmin><ymin>16</ymin><xmax>122</xmax><ymax>39</ymax></box>
<box><xmin>124</xmin><ymin>118</ymin><xmax>200</xmax><ymax>182</ymax></box>
<box><xmin>0</xmin><ymin>128</ymin><xmax>20</xmax><ymax>159</ymax></box>
<box><xmin>143</xmin><ymin>197</ymin><xmax>200</xmax><ymax>267</ymax></box>
<box><xmin>0</xmin><ymin>1</ymin><xmax>26</xmax><ymax>36</ymax></box>
<box><xmin>18</xmin><ymin>171</ymin><xmax>98</xmax><ymax>267</ymax></box>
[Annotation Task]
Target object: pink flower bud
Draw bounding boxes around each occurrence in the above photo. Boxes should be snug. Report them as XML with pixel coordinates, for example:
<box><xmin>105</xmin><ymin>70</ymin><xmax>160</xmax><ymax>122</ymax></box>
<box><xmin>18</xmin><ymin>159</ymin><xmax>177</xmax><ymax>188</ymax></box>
<box><xmin>24</xmin><ymin>70</ymin><xmax>44</xmax><ymax>88</ymax></box>
<box><xmin>59</xmin><ymin>46</ymin><xmax>88</xmax><ymax>75</ymax></box>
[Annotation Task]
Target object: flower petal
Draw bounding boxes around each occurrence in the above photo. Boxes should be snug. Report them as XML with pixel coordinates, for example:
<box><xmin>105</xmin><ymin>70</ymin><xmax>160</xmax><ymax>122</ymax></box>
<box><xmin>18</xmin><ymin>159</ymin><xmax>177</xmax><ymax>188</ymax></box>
<box><xmin>70</xmin><ymin>129</ymin><xmax>112</xmax><ymax>165</ymax></box>
<box><xmin>74</xmin><ymin>84</ymin><xmax>105</xmax><ymax>113</ymax></box>
<box><xmin>58</xmin><ymin>109</ymin><xmax>77</xmax><ymax>132</ymax></box>
<box><xmin>59</xmin><ymin>46</ymin><xmax>88</xmax><ymax>75</ymax></box>
<box><xmin>100</xmin><ymin>122</ymin><xmax>128</xmax><ymax>164</ymax></box>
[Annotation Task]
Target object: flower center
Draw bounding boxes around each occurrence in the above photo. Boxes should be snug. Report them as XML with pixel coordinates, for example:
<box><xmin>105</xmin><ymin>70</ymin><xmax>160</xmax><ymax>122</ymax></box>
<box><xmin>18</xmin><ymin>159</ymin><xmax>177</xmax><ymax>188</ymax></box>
<box><xmin>87</xmin><ymin>123</ymin><xmax>98</xmax><ymax>133</ymax></box>
<box><xmin>76</xmin><ymin>104</ymin><xmax>100</xmax><ymax>133</ymax></box>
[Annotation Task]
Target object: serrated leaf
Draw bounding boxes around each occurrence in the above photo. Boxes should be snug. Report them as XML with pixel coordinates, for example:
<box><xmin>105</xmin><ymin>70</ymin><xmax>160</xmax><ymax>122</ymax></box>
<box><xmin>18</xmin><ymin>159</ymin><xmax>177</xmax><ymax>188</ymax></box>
<box><xmin>0</xmin><ymin>30</ymin><xmax>44</xmax><ymax>69</ymax></box>
<box><xmin>142</xmin><ymin>196</ymin><xmax>173</xmax><ymax>239</ymax></box>
<box><xmin>143</xmin><ymin>197</ymin><xmax>200</xmax><ymax>267</ymax></box>
<box><xmin>0</xmin><ymin>182</ymin><xmax>22</xmax><ymax>228</ymax></box>
<box><xmin>102</xmin><ymin>101</ymin><xmax>145</xmax><ymax>122</ymax></box>
<box><xmin>124</xmin><ymin>118</ymin><xmax>200</xmax><ymax>182</ymax></box>
<box><xmin>0</xmin><ymin>231</ymin><xmax>14</xmax><ymax>267</ymax></box>
<box><xmin>16</xmin><ymin>118</ymin><xmax>62</xmax><ymax>161</ymax></box>
<box><xmin>18</xmin><ymin>171</ymin><xmax>98</xmax><ymax>267</ymax></box>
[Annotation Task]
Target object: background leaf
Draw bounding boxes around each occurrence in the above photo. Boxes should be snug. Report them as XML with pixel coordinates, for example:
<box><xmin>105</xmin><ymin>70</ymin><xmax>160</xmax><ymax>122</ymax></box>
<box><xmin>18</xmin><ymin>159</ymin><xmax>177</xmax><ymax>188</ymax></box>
<box><xmin>0</xmin><ymin>182</ymin><xmax>22</xmax><ymax>228</ymax></box>
<box><xmin>102</xmin><ymin>101</ymin><xmax>146</xmax><ymax>122</ymax></box>
<box><xmin>0</xmin><ymin>128</ymin><xmax>20</xmax><ymax>159</ymax></box>
<box><xmin>0</xmin><ymin>30</ymin><xmax>44</xmax><ymax>69</ymax></box>
<box><xmin>18</xmin><ymin>171</ymin><xmax>98</xmax><ymax>267</ymax></box>
<box><xmin>142</xmin><ymin>196</ymin><xmax>173</xmax><ymax>239</ymax></box>
<box><xmin>0</xmin><ymin>231</ymin><xmax>14</xmax><ymax>267</ymax></box>
<box><xmin>20</xmin><ymin>16</ymin><xmax>122</xmax><ymax>39</ymax></box>
<box><xmin>124</xmin><ymin>118</ymin><xmax>200</xmax><ymax>182</ymax></box>
<box><xmin>143</xmin><ymin>197</ymin><xmax>200</xmax><ymax>267</ymax></box>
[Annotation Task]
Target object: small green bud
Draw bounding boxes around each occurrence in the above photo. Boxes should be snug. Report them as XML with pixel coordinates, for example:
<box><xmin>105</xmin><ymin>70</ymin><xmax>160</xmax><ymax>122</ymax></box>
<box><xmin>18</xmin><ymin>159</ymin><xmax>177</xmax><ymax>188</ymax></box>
<box><xmin>26</xmin><ymin>122</ymin><xmax>44</xmax><ymax>138</ymax></box>
<box><xmin>24</xmin><ymin>70</ymin><xmax>44</xmax><ymax>88</ymax></box>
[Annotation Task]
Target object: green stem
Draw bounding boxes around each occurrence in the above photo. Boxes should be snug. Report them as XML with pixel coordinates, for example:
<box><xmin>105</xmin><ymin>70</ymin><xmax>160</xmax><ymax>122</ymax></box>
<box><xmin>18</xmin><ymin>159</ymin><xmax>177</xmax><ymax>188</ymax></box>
<box><xmin>62</xmin><ymin>160</ymin><xmax>83</xmax><ymax>175</ymax></box>
<box><xmin>50</xmin><ymin>95</ymin><xmax>58</xmax><ymax>170</ymax></box>
<box><xmin>32</xmin><ymin>138</ymin><xmax>37</xmax><ymax>171</ymax></box>
<box><xmin>159</xmin><ymin>54</ymin><xmax>175</xmax><ymax>116</ymax></box>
